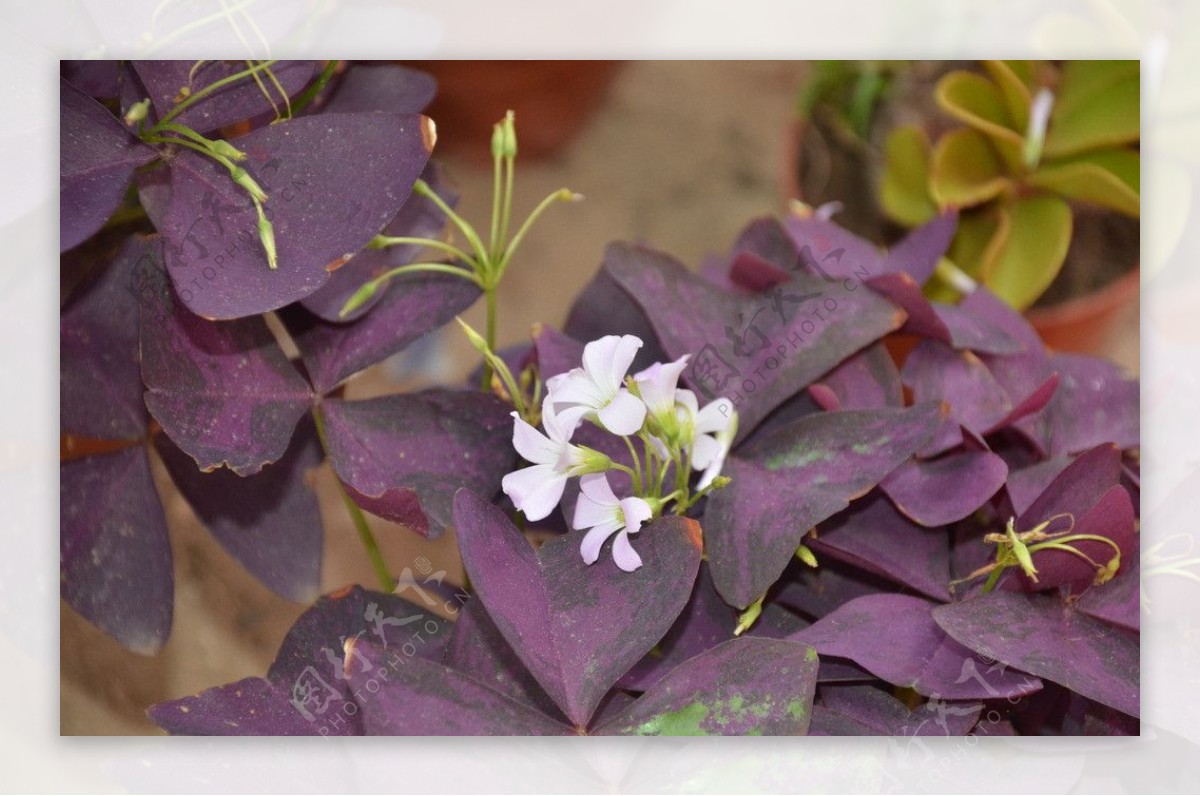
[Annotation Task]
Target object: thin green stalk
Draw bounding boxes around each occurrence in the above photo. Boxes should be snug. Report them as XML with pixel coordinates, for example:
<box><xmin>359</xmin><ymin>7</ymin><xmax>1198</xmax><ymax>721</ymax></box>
<box><xmin>480</xmin><ymin>286</ymin><xmax>498</xmax><ymax>390</ymax></box>
<box><xmin>489</xmin><ymin>136</ymin><xmax>504</xmax><ymax>259</ymax></box>
<box><xmin>373</xmin><ymin>261</ymin><xmax>482</xmax><ymax>284</ymax></box>
<box><xmin>371</xmin><ymin>235</ymin><xmax>476</xmax><ymax>267</ymax></box>
<box><xmin>980</xmin><ymin>565</ymin><xmax>1005</xmax><ymax>594</ymax></box>
<box><xmin>499</xmin><ymin>152</ymin><xmax>515</xmax><ymax>258</ymax></box>
<box><xmin>313</xmin><ymin>406</ymin><xmax>392</xmax><ymax>592</ymax></box>
<box><xmin>620</xmin><ymin>436</ymin><xmax>644</xmax><ymax>496</ymax></box>
<box><xmin>496</xmin><ymin>189</ymin><xmax>578</xmax><ymax>280</ymax></box>
<box><xmin>148</xmin><ymin>59</ymin><xmax>279</xmax><ymax>132</ymax></box>
<box><xmin>414</xmin><ymin>179</ymin><xmax>490</xmax><ymax>265</ymax></box>
<box><xmin>290</xmin><ymin>60</ymin><xmax>339</xmax><ymax>115</ymax></box>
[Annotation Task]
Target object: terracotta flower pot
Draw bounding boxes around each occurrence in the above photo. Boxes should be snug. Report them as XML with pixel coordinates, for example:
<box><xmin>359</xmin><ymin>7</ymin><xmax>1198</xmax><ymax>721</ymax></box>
<box><xmin>403</xmin><ymin>60</ymin><xmax>622</xmax><ymax>162</ymax></box>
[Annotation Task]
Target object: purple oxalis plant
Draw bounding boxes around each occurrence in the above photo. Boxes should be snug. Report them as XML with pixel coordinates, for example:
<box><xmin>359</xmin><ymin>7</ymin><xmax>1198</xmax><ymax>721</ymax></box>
<box><xmin>61</xmin><ymin>60</ymin><xmax>1139</xmax><ymax>736</ymax></box>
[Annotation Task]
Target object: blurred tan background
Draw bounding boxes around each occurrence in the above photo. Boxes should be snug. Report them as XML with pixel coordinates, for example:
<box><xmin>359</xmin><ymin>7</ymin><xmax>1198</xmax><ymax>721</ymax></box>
<box><xmin>61</xmin><ymin>61</ymin><xmax>1138</xmax><ymax>735</ymax></box>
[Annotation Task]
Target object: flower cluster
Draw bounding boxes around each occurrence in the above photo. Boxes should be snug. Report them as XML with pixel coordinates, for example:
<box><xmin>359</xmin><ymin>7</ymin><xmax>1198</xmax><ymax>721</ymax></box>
<box><xmin>502</xmin><ymin>335</ymin><xmax>737</xmax><ymax>572</ymax></box>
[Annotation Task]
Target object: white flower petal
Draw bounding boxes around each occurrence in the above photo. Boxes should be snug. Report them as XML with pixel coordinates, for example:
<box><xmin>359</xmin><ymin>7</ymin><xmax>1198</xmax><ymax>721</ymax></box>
<box><xmin>574</xmin><ymin>474</ymin><xmax>619</xmax><ymax>530</ymax></box>
<box><xmin>689</xmin><ymin>432</ymin><xmax>722</xmax><ymax>470</ymax></box>
<box><xmin>695</xmin><ymin>398</ymin><xmax>735</xmax><ymax>436</ymax></box>
<box><xmin>502</xmin><ymin>464</ymin><xmax>567</xmax><ymax>522</ymax></box>
<box><xmin>597</xmin><ymin>389</ymin><xmax>647</xmax><ymax>435</ymax></box>
<box><xmin>619</xmin><ymin>496</ymin><xmax>653</xmax><ymax>535</ymax></box>
<box><xmin>611</xmin><ymin>530</ymin><xmax>644</xmax><ymax>572</ymax></box>
<box><xmin>541</xmin><ymin>395</ymin><xmax>580</xmax><ymax>444</ymax></box>
<box><xmin>634</xmin><ymin>355</ymin><xmax>690</xmax><ymax>417</ymax></box>
<box><xmin>696</xmin><ymin>445</ymin><xmax>729</xmax><ymax>491</ymax></box>
<box><xmin>552</xmin><ymin>368</ymin><xmax>608</xmax><ymax>409</ymax></box>
<box><xmin>579</xmin><ymin>472</ymin><xmax>619</xmax><ymax>506</ymax></box>
<box><xmin>583</xmin><ymin>334</ymin><xmax>642</xmax><ymax>394</ymax></box>
<box><xmin>510</xmin><ymin>412</ymin><xmax>559</xmax><ymax>465</ymax></box>
<box><xmin>580</xmin><ymin>520</ymin><xmax>621</xmax><ymax>565</ymax></box>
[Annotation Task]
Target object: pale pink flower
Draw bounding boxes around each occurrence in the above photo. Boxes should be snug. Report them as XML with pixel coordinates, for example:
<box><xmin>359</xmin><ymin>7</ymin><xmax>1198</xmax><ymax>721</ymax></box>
<box><xmin>573</xmin><ymin>473</ymin><xmax>653</xmax><ymax>572</ymax></box>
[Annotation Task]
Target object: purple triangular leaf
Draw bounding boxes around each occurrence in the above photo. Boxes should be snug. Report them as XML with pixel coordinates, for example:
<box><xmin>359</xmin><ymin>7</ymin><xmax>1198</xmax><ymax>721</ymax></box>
<box><xmin>866</xmin><ymin>272</ymin><xmax>1022</xmax><ymax>355</ymax></box>
<box><xmin>881</xmin><ymin>451</ymin><xmax>1009</xmax><ymax>527</ymax></box>
<box><xmin>149</xmin><ymin>677</ymin><xmax>337</xmax><ymax>736</ymax></box>
<box><xmin>883</xmin><ymin>211</ymin><xmax>958</xmax><ymax>285</ymax></box>
<box><xmin>442</xmin><ymin>598</ymin><xmax>564</xmax><ymax>718</ymax></box>
<box><xmin>62</xmin><ymin>236</ymin><xmax>155</xmax><ymax>440</ymax></box>
<box><xmin>157</xmin><ymin>112</ymin><xmax>434</xmax><ymax>319</ymax></box>
<box><xmin>347</xmin><ymin>642</ymin><xmax>571</xmax><ymax>735</ymax></box>
<box><xmin>532</xmin><ymin>324</ymin><xmax>586</xmax><ymax>380</ymax></box>
<box><xmin>809</xmin><ymin>343</ymin><xmax>903</xmax><ymax>410</ymax></box>
<box><xmin>60</xmin><ymin>78</ymin><xmax>158</xmax><ymax>251</ymax></box>
<box><xmin>138</xmin><ymin>257</ymin><xmax>312</xmax><ymax>475</ymax></box>
<box><xmin>902</xmin><ymin>341</ymin><xmax>1014</xmax><ymax>439</ymax></box>
<box><xmin>131</xmin><ymin>60</ymin><xmax>318</xmax><ymax>134</ymax></box>
<box><xmin>564</xmin><ymin>262</ymin><xmax>669</xmax><ymax>373</ymax></box>
<box><xmin>597</xmin><ymin>638</ymin><xmax>819</xmax><ymax>736</ymax></box>
<box><xmin>774</xmin><ymin>559</ymin><xmax>893</xmax><ymax>621</ymax></box>
<box><xmin>154</xmin><ymin>418</ymin><xmax>323</xmax><ymax>603</ymax></box>
<box><xmin>783</xmin><ymin>214</ymin><xmax>885</xmax><ymax>279</ymax></box>
<box><xmin>811</xmin><ymin>683</ymin><xmax>981</xmax><ymax>736</ymax></box>
<box><xmin>618</xmin><ymin>564</ymin><xmax>736</xmax><ymax>692</ymax></box>
<box><xmin>790</xmin><ymin>594</ymin><xmax>1043</xmax><ymax>700</ymax></box>
<box><xmin>932</xmin><ymin>591</ymin><xmax>1138</xmax><ymax>716</ymax></box>
<box><xmin>322</xmin><ymin>63</ymin><xmax>436</xmax><ymax>115</ymax></box>
<box><xmin>603</xmin><ymin>242</ymin><xmax>905</xmax><ymax>440</ymax></box>
<box><xmin>808</xmin><ymin>492</ymin><xmax>952</xmax><ymax>601</ymax></box>
<box><xmin>1005</xmin><ymin>455</ymin><xmax>1075</xmax><ymax>517</ymax></box>
<box><xmin>1041</xmin><ymin>355</ymin><xmax>1139</xmax><ymax>456</ymax></box>
<box><xmin>706</xmin><ymin>403</ymin><xmax>946</xmax><ymax>608</ymax></box>
<box><xmin>1075</xmin><ymin>545</ymin><xmax>1140</xmax><ymax>632</ymax></box>
<box><xmin>61</xmin><ymin>60</ymin><xmax>120</xmax><ymax>98</ymax></box>
<box><xmin>151</xmin><ymin>585</ymin><xmax>448</xmax><ymax>735</ymax></box>
<box><xmin>268</xmin><ymin>585</ymin><xmax>449</xmax><ymax>686</ymax></box>
<box><xmin>321</xmin><ymin>391</ymin><xmax>512</xmax><ymax>537</ymax></box>
<box><xmin>298</xmin><ymin>162</ymin><xmax>456</xmax><ymax>323</ymax></box>
<box><xmin>61</xmin><ymin>447</ymin><xmax>172</xmax><ymax>654</ymax></box>
<box><xmin>452</xmin><ymin>490</ymin><xmax>703</xmax><ymax>728</ymax></box>
<box><xmin>291</xmin><ymin>271</ymin><xmax>479</xmax><ymax>393</ymax></box>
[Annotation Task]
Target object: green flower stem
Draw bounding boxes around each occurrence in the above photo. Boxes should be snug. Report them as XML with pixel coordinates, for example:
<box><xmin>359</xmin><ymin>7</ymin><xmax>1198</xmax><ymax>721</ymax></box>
<box><xmin>496</xmin><ymin>189</ymin><xmax>580</xmax><ymax>281</ymax></box>
<box><xmin>413</xmin><ymin>179</ymin><xmax>490</xmax><ymax>268</ymax></box>
<box><xmin>480</xmin><ymin>284</ymin><xmax>498</xmax><ymax>390</ymax></box>
<box><xmin>147</xmin><ymin>59</ymin><xmax>279</xmax><ymax>133</ymax></box>
<box><xmin>979</xmin><ymin>564</ymin><xmax>1006</xmax><ymax>594</ymax></box>
<box><xmin>369</xmin><ymin>235</ymin><xmax>476</xmax><ymax>266</ymax></box>
<box><xmin>489</xmin><ymin>128</ymin><xmax>504</xmax><ymax>259</ymax></box>
<box><xmin>620</xmin><ymin>436</ymin><xmax>644</xmax><ymax>496</ymax></box>
<box><xmin>290</xmin><ymin>60</ymin><xmax>340</xmax><ymax>115</ymax></box>
<box><xmin>313</xmin><ymin>406</ymin><xmax>392</xmax><ymax>592</ymax></box>
<box><xmin>155</xmin><ymin>122</ymin><xmax>243</xmax><ymax>158</ymax></box>
<box><xmin>340</xmin><ymin>262</ymin><xmax>482</xmax><ymax>319</ymax></box>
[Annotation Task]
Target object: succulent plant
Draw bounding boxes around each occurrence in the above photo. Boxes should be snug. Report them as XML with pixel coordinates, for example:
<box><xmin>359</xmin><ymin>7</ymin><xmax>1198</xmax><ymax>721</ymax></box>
<box><xmin>878</xmin><ymin>60</ymin><xmax>1140</xmax><ymax>309</ymax></box>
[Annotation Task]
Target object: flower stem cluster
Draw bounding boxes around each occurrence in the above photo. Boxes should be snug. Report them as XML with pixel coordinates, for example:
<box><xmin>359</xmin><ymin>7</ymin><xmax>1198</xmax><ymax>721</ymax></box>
<box><xmin>951</xmin><ymin>512</ymin><xmax>1122</xmax><ymax>594</ymax></box>
<box><xmin>339</xmin><ymin>111</ymin><xmax>580</xmax><ymax>391</ymax></box>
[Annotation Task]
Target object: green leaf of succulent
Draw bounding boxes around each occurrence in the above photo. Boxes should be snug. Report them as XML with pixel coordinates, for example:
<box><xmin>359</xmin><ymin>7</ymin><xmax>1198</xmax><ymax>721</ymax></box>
<box><xmin>1044</xmin><ymin>64</ymin><xmax>1139</xmax><ymax>159</ymax></box>
<box><xmin>1052</xmin><ymin>60</ymin><xmax>1139</xmax><ymax>122</ymax></box>
<box><xmin>935</xmin><ymin>70</ymin><xmax>1024</xmax><ymax>173</ymax></box>
<box><xmin>982</xmin><ymin>195</ymin><xmax>1073</xmax><ymax>310</ymax></box>
<box><xmin>983</xmin><ymin>60</ymin><xmax>1033</xmax><ymax>132</ymax></box>
<box><xmin>946</xmin><ymin>206</ymin><xmax>1007</xmax><ymax>282</ymax></box>
<box><xmin>879</xmin><ymin>125</ymin><xmax>937</xmax><ymax>226</ymax></box>
<box><xmin>929</xmin><ymin>127</ymin><xmax>1011</xmax><ymax>208</ymax></box>
<box><xmin>1028</xmin><ymin>148</ymin><xmax>1140</xmax><ymax>217</ymax></box>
